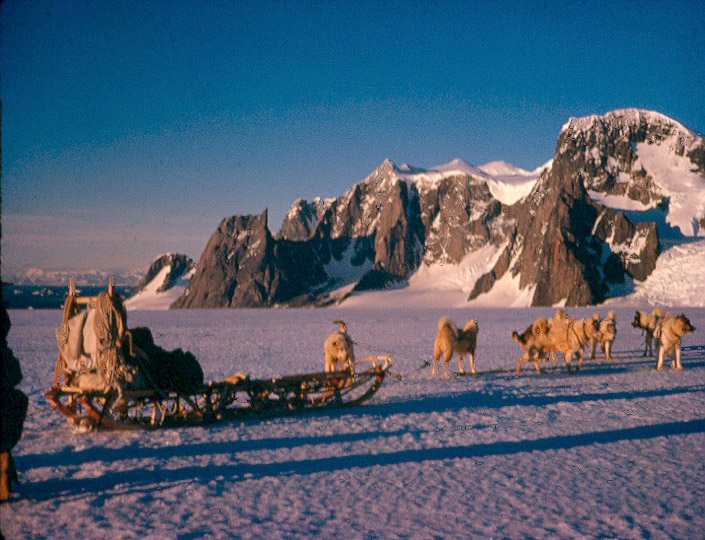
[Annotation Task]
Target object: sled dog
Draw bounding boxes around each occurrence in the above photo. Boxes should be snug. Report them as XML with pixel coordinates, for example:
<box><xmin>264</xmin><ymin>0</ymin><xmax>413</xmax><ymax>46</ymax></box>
<box><xmin>324</xmin><ymin>320</ymin><xmax>355</xmax><ymax>373</ymax></box>
<box><xmin>432</xmin><ymin>317</ymin><xmax>478</xmax><ymax>377</ymax></box>
<box><xmin>632</xmin><ymin>308</ymin><xmax>663</xmax><ymax>356</ymax></box>
<box><xmin>512</xmin><ymin>318</ymin><xmax>551</xmax><ymax>373</ymax></box>
<box><xmin>513</xmin><ymin>315</ymin><xmax>599</xmax><ymax>373</ymax></box>
<box><xmin>590</xmin><ymin>311</ymin><xmax>617</xmax><ymax>361</ymax></box>
<box><xmin>655</xmin><ymin>313</ymin><xmax>695</xmax><ymax>371</ymax></box>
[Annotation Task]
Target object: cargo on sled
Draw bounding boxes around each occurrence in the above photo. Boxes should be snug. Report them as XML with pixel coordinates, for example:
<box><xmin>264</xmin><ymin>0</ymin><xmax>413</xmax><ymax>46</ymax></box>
<box><xmin>44</xmin><ymin>278</ymin><xmax>393</xmax><ymax>431</ymax></box>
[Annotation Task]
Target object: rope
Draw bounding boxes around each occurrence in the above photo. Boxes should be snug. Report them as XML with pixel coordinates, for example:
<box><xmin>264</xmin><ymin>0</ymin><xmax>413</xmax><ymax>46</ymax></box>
<box><xmin>350</xmin><ymin>337</ymin><xmax>430</xmax><ymax>381</ymax></box>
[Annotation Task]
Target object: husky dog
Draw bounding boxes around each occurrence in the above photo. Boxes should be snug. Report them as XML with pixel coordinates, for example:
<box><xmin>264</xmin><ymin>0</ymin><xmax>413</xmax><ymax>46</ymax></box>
<box><xmin>632</xmin><ymin>308</ymin><xmax>663</xmax><ymax>356</ymax></box>
<box><xmin>513</xmin><ymin>315</ymin><xmax>599</xmax><ymax>373</ymax></box>
<box><xmin>655</xmin><ymin>313</ymin><xmax>696</xmax><ymax>370</ymax></box>
<box><xmin>432</xmin><ymin>317</ymin><xmax>478</xmax><ymax>378</ymax></box>
<box><xmin>590</xmin><ymin>311</ymin><xmax>617</xmax><ymax>361</ymax></box>
<box><xmin>512</xmin><ymin>318</ymin><xmax>551</xmax><ymax>373</ymax></box>
<box><xmin>324</xmin><ymin>320</ymin><xmax>355</xmax><ymax>373</ymax></box>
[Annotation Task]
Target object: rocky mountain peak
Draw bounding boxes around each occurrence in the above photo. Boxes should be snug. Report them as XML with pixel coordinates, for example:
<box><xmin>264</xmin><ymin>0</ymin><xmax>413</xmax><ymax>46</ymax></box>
<box><xmin>168</xmin><ymin>108</ymin><xmax>699</xmax><ymax>309</ymax></box>
<box><xmin>557</xmin><ymin>109</ymin><xmax>705</xmax><ymax>236</ymax></box>
<box><xmin>133</xmin><ymin>253</ymin><xmax>194</xmax><ymax>295</ymax></box>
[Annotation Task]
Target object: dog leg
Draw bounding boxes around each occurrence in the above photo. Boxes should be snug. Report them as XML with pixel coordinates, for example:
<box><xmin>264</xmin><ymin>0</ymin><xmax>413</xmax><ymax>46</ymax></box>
<box><xmin>576</xmin><ymin>351</ymin><xmax>583</xmax><ymax>371</ymax></box>
<box><xmin>605</xmin><ymin>341</ymin><xmax>612</xmax><ymax>362</ymax></box>
<box><xmin>565</xmin><ymin>352</ymin><xmax>573</xmax><ymax>374</ymax></box>
<box><xmin>532</xmin><ymin>348</ymin><xmax>542</xmax><ymax>374</ymax></box>
<box><xmin>675</xmin><ymin>343</ymin><xmax>683</xmax><ymax>370</ymax></box>
<box><xmin>443</xmin><ymin>351</ymin><xmax>452</xmax><ymax>379</ymax></box>
<box><xmin>457</xmin><ymin>352</ymin><xmax>465</xmax><ymax>376</ymax></box>
<box><xmin>469</xmin><ymin>351</ymin><xmax>476</xmax><ymax>375</ymax></box>
<box><xmin>656</xmin><ymin>346</ymin><xmax>664</xmax><ymax>370</ymax></box>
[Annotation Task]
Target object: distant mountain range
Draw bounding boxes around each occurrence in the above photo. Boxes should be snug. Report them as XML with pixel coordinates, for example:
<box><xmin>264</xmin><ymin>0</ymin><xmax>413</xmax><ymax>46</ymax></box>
<box><xmin>12</xmin><ymin>109</ymin><xmax>705</xmax><ymax>309</ymax></box>
<box><xmin>9</xmin><ymin>268</ymin><xmax>144</xmax><ymax>287</ymax></box>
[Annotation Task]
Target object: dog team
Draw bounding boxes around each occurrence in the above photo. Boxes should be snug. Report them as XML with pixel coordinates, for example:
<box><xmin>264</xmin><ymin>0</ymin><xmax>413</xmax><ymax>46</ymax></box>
<box><xmin>323</xmin><ymin>309</ymin><xmax>696</xmax><ymax>377</ymax></box>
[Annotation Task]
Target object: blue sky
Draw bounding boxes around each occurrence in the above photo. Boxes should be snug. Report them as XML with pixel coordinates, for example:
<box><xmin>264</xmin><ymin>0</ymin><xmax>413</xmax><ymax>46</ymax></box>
<box><xmin>2</xmin><ymin>0</ymin><xmax>704</xmax><ymax>277</ymax></box>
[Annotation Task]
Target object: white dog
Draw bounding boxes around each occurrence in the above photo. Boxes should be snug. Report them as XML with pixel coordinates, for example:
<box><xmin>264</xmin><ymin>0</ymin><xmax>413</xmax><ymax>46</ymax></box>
<box><xmin>324</xmin><ymin>320</ymin><xmax>355</xmax><ymax>373</ymax></box>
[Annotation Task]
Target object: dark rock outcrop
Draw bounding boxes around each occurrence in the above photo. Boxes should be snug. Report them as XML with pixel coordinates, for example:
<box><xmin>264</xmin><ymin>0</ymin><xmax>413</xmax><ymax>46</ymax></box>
<box><xmin>131</xmin><ymin>253</ymin><xmax>194</xmax><ymax>296</ymax></box>
<box><xmin>173</xmin><ymin>211</ymin><xmax>327</xmax><ymax>308</ymax></box>
<box><xmin>279</xmin><ymin>198</ymin><xmax>331</xmax><ymax>241</ymax></box>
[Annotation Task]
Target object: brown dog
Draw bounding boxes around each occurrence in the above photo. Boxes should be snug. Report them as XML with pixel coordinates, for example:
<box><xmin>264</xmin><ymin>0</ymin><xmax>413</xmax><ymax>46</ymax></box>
<box><xmin>632</xmin><ymin>308</ymin><xmax>663</xmax><ymax>356</ymax></box>
<box><xmin>546</xmin><ymin>315</ymin><xmax>599</xmax><ymax>372</ymax></box>
<box><xmin>591</xmin><ymin>311</ymin><xmax>617</xmax><ymax>361</ymax></box>
<box><xmin>324</xmin><ymin>320</ymin><xmax>355</xmax><ymax>373</ymax></box>
<box><xmin>655</xmin><ymin>313</ymin><xmax>696</xmax><ymax>370</ymax></box>
<box><xmin>432</xmin><ymin>317</ymin><xmax>478</xmax><ymax>378</ymax></box>
<box><xmin>513</xmin><ymin>315</ymin><xmax>599</xmax><ymax>373</ymax></box>
<box><xmin>512</xmin><ymin>318</ymin><xmax>551</xmax><ymax>373</ymax></box>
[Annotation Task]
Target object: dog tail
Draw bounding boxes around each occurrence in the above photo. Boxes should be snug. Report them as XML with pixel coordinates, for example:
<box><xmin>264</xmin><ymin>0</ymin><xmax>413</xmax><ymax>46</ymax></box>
<box><xmin>333</xmin><ymin>320</ymin><xmax>347</xmax><ymax>334</ymax></box>
<box><xmin>511</xmin><ymin>330</ymin><xmax>525</xmax><ymax>345</ymax></box>
<box><xmin>438</xmin><ymin>316</ymin><xmax>457</xmax><ymax>336</ymax></box>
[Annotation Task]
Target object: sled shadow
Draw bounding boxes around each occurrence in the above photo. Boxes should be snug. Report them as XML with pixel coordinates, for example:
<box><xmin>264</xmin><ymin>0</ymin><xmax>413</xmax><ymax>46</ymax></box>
<box><xmin>16</xmin><ymin>428</ymin><xmax>409</xmax><ymax>470</ymax></box>
<box><xmin>19</xmin><ymin>418</ymin><xmax>705</xmax><ymax>503</ymax></box>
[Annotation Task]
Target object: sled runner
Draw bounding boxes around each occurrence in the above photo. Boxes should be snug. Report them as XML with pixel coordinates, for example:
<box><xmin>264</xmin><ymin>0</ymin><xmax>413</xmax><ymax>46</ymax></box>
<box><xmin>44</xmin><ymin>278</ymin><xmax>393</xmax><ymax>431</ymax></box>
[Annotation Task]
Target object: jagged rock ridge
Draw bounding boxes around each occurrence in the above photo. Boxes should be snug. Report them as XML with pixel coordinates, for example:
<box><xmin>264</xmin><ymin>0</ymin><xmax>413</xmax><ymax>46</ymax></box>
<box><xmin>132</xmin><ymin>253</ymin><xmax>195</xmax><ymax>295</ymax></box>
<box><xmin>174</xmin><ymin>109</ymin><xmax>703</xmax><ymax>308</ymax></box>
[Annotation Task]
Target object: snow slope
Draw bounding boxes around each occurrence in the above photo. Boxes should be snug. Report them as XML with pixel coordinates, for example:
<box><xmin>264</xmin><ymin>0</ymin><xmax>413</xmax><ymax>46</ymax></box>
<box><xmin>3</xmin><ymin>307</ymin><xmax>704</xmax><ymax>539</ymax></box>
<box><xmin>607</xmin><ymin>239</ymin><xmax>705</xmax><ymax>307</ymax></box>
<box><xmin>635</xmin><ymin>139</ymin><xmax>705</xmax><ymax>236</ymax></box>
<box><xmin>124</xmin><ymin>266</ymin><xmax>195</xmax><ymax>311</ymax></box>
<box><xmin>386</xmin><ymin>157</ymin><xmax>542</xmax><ymax>206</ymax></box>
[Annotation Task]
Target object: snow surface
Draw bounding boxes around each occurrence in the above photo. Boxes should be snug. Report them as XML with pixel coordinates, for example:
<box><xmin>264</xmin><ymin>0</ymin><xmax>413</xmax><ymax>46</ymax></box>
<box><xmin>124</xmin><ymin>266</ymin><xmax>195</xmax><ymax>311</ymax></box>
<box><xmin>606</xmin><ymin>239</ymin><xmax>705</xmax><ymax>307</ymax></box>
<box><xmin>587</xmin><ymin>190</ymin><xmax>654</xmax><ymax>212</ymax></box>
<box><xmin>373</xmin><ymin>158</ymin><xmax>542</xmax><ymax>206</ymax></box>
<box><xmin>635</xmin><ymin>140</ymin><xmax>705</xmax><ymax>236</ymax></box>
<box><xmin>342</xmin><ymin>244</ymin><xmax>503</xmax><ymax>308</ymax></box>
<box><xmin>2</xmin><ymin>307</ymin><xmax>704</xmax><ymax>539</ymax></box>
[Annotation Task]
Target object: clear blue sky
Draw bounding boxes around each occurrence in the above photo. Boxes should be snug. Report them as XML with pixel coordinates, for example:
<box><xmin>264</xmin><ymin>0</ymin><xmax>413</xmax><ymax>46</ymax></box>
<box><xmin>2</xmin><ymin>0</ymin><xmax>704</xmax><ymax>277</ymax></box>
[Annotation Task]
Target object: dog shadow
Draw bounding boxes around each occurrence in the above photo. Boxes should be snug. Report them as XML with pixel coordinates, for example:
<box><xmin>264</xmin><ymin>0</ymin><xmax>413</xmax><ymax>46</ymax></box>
<box><xmin>310</xmin><ymin>383</ymin><xmax>705</xmax><ymax>421</ymax></box>
<box><xmin>18</xmin><ymin>418</ymin><xmax>705</xmax><ymax>503</ymax></box>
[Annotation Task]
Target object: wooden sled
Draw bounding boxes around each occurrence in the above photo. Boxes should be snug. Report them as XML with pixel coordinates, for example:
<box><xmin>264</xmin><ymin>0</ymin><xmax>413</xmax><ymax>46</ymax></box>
<box><xmin>45</xmin><ymin>356</ymin><xmax>393</xmax><ymax>431</ymax></box>
<box><xmin>45</xmin><ymin>278</ymin><xmax>393</xmax><ymax>431</ymax></box>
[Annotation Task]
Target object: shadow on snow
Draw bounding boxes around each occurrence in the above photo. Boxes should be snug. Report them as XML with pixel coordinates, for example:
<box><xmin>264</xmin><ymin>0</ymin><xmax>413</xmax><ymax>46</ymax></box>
<box><xmin>18</xmin><ymin>418</ymin><xmax>705</xmax><ymax>503</ymax></box>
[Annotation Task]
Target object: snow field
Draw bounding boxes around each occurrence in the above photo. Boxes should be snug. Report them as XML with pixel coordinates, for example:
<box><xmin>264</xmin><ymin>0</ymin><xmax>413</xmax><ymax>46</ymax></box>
<box><xmin>2</xmin><ymin>307</ymin><xmax>704</xmax><ymax>539</ymax></box>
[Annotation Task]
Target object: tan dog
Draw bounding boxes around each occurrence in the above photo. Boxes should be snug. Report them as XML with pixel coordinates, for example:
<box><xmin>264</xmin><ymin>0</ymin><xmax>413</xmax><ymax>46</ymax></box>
<box><xmin>591</xmin><ymin>311</ymin><xmax>617</xmax><ymax>361</ymax></box>
<box><xmin>432</xmin><ymin>317</ymin><xmax>478</xmax><ymax>378</ymax></box>
<box><xmin>512</xmin><ymin>318</ymin><xmax>551</xmax><ymax>373</ymax></box>
<box><xmin>631</xmin><ymin>308</ymin><xmax>663</xmax><ymax>356</ymax></box>
<box><xmin>655</xmin><ymin>313</ymin><xmax>695</xmax><ymax>370</ymax></box>
<box><xmin>324</xmin><ymin>320</ymin><xmax>355</xmax><ymax>373</ymax></box>
<box><xmin>513</xmin><ymin>315</ymin><xmax>599</xmax><ymax>373</ymax></box>
<box><xmin>546</xmin><ymin>315</ymin><xmax>600</xmax><ymax>372</ymax></box>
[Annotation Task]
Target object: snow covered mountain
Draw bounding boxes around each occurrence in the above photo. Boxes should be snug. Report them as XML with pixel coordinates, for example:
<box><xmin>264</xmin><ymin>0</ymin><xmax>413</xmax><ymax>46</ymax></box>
<box><xmin>124</xmin><ymin>253</ymin><xmax>195</xmax><ymax>310</ymax></box>
<box><xmin>175</xmin><ymin>109</ymin><xmax>704</xmax><ymax>308</ymax></box>
<box><xmin>12</xmin><ymin>268</ymin><xmax>143</xmax><ymax>287</ymax></box>
<box><xmin>561</xmin><ymin>109</ymin><xmax>705</xmax><ymax>237</ymax></box>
